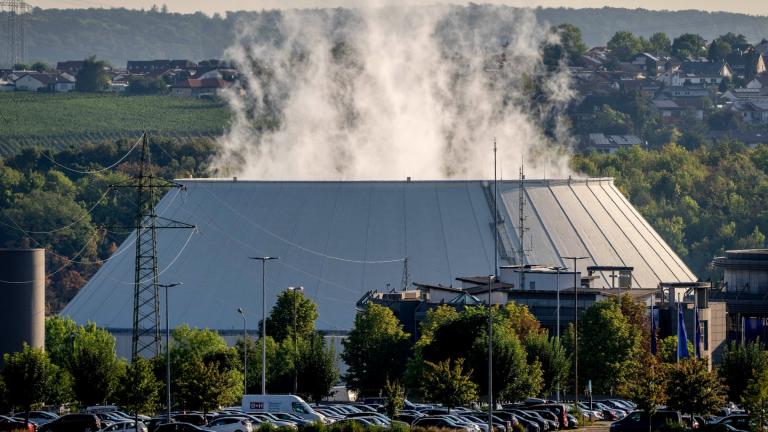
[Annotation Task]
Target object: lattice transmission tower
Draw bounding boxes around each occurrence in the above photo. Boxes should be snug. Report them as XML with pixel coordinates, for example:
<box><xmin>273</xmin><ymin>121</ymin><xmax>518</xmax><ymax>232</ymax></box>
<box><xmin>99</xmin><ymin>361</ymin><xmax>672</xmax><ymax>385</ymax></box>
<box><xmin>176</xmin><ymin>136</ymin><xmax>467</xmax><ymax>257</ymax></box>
<box><xmin>0</xmin><ymin>0</ymin><xmax>32</xmax><ymax>68</ymax></box>
<box><xmin>113</xmin><ymin>133</ymin><xmax>195</xmax><ymax>360</ymax></box>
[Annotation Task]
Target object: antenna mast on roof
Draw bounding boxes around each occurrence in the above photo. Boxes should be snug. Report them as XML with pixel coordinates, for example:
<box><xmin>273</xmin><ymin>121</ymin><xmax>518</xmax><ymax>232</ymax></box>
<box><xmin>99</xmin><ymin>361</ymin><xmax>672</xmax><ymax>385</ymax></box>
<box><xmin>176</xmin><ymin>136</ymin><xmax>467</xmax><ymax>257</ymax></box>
<box><xmin>112</xmin><ymin>132</ymin><xmax>195</xmax><ymax>361</ymax></box>
<box><xmin>401</xmin><ymin>256</ymin><xmax>411</xmax><ymax>291</ymax></box>
<box><xmin>493</xmin><ymin>139</ymin><xmax>498</xmax><ymax>279</ymax></box>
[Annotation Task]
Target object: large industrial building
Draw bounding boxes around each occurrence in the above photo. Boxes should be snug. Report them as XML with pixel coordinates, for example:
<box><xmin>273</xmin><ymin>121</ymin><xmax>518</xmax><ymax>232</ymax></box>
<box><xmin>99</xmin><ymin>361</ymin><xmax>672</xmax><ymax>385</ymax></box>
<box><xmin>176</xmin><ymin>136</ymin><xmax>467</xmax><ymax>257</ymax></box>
<box><xmin>61</xmin><ymin>178</ymin><xmax>699</xmax><ymax>358</ymax></box>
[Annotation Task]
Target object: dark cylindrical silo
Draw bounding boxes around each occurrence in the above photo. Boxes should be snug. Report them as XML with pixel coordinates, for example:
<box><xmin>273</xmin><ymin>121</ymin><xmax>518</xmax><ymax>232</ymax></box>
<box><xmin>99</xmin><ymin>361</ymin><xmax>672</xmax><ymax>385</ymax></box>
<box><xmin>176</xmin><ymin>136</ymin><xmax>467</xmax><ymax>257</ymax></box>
<box><xmin>0</xmin><ymin>248</ymin><xmax>45</xmax><ymax>363</ymax></box>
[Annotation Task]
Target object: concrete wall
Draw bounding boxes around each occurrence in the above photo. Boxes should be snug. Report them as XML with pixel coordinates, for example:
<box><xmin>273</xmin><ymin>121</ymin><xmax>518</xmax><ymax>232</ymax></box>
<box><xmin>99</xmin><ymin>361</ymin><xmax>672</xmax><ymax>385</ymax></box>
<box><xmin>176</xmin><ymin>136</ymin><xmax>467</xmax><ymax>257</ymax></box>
<box><xmin>0</xmin><ymin>249</ymin><xmax>45</xmax><ymax>363</ymax></box>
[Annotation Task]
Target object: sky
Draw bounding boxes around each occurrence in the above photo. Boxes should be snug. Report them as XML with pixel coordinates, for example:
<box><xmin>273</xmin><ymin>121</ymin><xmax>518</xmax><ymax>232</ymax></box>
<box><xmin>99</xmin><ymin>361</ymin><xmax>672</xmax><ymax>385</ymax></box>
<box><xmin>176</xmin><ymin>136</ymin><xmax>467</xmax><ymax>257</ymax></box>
<box><xmin>31</xmin><ymin>0</ymin><xmax>768</xmax><ymax>16</ymax></box>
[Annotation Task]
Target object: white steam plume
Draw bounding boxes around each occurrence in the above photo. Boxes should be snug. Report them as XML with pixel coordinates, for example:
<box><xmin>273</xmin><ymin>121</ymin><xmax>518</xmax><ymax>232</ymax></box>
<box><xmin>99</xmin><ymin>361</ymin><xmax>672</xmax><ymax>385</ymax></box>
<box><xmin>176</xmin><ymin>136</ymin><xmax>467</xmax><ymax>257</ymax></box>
<box><xmin>214</xmin><ymin>4</ymin><xmax>575</xmax><ymax>180</ymax></box>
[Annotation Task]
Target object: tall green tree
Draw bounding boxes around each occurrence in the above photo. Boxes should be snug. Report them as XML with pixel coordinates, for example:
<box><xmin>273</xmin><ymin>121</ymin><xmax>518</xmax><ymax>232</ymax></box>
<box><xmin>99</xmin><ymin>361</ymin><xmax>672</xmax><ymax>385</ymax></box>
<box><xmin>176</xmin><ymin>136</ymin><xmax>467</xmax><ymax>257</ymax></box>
<box><xmin>420</xmin><ymin>359</ymin><xmax>478</xmax><ymax>412</ymax></box>
<box><xmin>383</xmin><ymin>379</ymin><xmax>405</xmax><ymax>418</ymax></box>
<box><xmin>341</xmin><ymin>304</ymin><xmax>411</xmax><ymax>396</ymax></box>
<box><xmin>524</xmin><ymin>331</ymin><xmax>570</xmax><ymax>397</ymax></box>
<box><xmin>742</xmin><ymin>366</ymin><xmax>768</xmax><ymax>432</ymax></box>
<box><xmin>622</xmin><ymin>352</ymin><xmax>667</xmax><ymax>416</ymax></box>
<box><xmin>542</xmin><ymin>23</ymin><xmax>588</xmax><ymax>69</ymax></box>
<box><xmin>666</xmin><ymin>359</ymin><xmax>726</xmax><ymax>418</ymax></box>
<box><xmin>657</xmin><ymin>336</ymin><xmax>695</xmax><ymax>364</ymax></box>
<box><xmin>297</xmin><ymin>334</ymin><xmax>339</xmax><ymax>404</ymax></box>
<box><xmin>115</xmin><ymin>357</ymin><xmax>161</xmax><ymax>431</ymax></box>
<box><xmin>2</xmin><ymin>344</ymin><xmax>57</xmax><ymax>425</ymax></box>
<box><xmin>577</xmin><ymin>299</ymin><xmax>642</xmax><ymax>395</ymax></box>
<box><xmin>75</xmin><ymin>56</ymin><xmax>111</xmax><ymax>92</ymax></box>
<box><xmin>708</xmin><ymin>40</ymin><xmax>732</xmax><ymax>62</ymax></box>
<box><xmin>171</xmin><ymin>326</ymin><xmax>242</xmax><ymax>410</ymax></box>
<box><xmin>648</xmin><ymin>32</ymin><xmax>672</xmax><ymax>56</ymax></box>
<box><xmin>69</xmin><ymin>323</ymin><xmax>121</xmax><ymax>406</ymax></box>
<box><xmin>262</xmin><ymin>289</ymin><xmax>319</xmax><ymax>343</ymax></box>
<box><xmin>718</xmin><ymin>341</ymin><xmax>768</xmax><ymax>403</ymax></box>
<box><xmin>45</xmin><ymin>316</ymin><xmax>79</xmax><ymax>368</ymax></box>
<box><xmin>607</xmin><ymin>31</ymin><xmax>644</xmax><ymax>61</ymax></box>
<box><xmin>672</xmin><ymin>34</ymin><xmax>707</xmax><ymax>59</ymax></box>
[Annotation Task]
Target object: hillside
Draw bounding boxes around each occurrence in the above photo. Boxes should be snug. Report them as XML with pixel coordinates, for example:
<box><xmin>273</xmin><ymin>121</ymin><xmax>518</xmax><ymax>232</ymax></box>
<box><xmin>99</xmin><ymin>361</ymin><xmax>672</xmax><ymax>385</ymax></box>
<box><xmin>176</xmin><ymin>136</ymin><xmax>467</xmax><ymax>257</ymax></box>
<box><xmin>0</xmin><ymin>93</ymin><xmax>229</xmax><ymax>155</ymax></box>
<box><xmin>18</xmin><ymin>6</ymin><xmax>768</xmax><ymax>66</ymax></box>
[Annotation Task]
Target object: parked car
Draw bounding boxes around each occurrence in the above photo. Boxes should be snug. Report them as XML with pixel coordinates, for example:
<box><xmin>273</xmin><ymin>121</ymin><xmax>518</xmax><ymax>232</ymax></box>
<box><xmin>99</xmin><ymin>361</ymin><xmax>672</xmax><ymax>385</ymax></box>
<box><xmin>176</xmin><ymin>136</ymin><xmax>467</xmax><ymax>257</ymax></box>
<box><xmin>38</xmin><ymin>414</ymin><xmax>102</xmax><ymax>432</ymax></box>
<box><xmin>566</xmin><ymin>415</ymin><xmax>578</xmax><ymax>429</ymax></box>
<box><xmin>206</xmin><ymin>417</ymin><xmax>252</xmax><ymax>432</ymax></box>
<box><xmin>99</xmin><ymin>421</ymin><xmax>148</xmax><ymax>432</ymax></box>
<box><xmin>153</xmin><ymin>423</ymin><xmax>213</xmax><ymax>432</ymax></box>
<box><xmin>1</xmin><ymin>415</ymin><xmax>36</xmax><ymax>432</ymax></box>
<box><xmin>709</xmin><ymin>415</ymin><xmax>751</xmax><ymax>431</ymax></box>
<box><xmin>171</xmin><ymin>416</ymin><xmax>205</xmax><ymax>427</ymax></box>
<box><xmin>24</xmin><ymin>412</ymin><xmax>59</xmax><ymax>426</ymax></box>
<box><xmin>528</xmin><ymin>404</ymin><xmax>569</xmax><ymax>429</ymax></box>
<box><xmin>412</xmin><ymin>416</ymin><xmax>471</xmax><ymax>431</ymax></box>
<box><xmin>495</xmin><ymin>411</ymin><xmax>538</xmax><ymax>432</ymax></box>
<box><xmin>609</xmin><ymin>410</ymin><xmax>683</xmax><ymax>432</ymax></box>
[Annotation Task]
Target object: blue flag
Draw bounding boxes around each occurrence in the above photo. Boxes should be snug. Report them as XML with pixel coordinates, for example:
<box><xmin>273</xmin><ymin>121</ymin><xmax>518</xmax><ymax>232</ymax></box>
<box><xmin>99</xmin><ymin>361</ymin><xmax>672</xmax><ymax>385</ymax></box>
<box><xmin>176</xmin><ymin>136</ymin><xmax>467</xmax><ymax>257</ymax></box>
<box><xmin>651</xmin><ymin>304</ymin><xmax>657</xmax><ymax>355</ymax></box>
<box><xmin>677</xmin><ymin>303</ymin><xmax>689</xmax><ymax>360</ymax></box>
<box><xmin>694</xmin><ymin>307</ymin><xmax>702</xmax><ymax>358</ymax></box>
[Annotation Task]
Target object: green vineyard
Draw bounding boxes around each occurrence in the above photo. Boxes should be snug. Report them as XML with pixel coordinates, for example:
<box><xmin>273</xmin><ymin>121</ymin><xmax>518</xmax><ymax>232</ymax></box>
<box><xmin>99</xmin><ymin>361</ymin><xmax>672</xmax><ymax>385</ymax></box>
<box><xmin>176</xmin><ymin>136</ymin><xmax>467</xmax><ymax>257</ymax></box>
<box><xmin>0</xmin><ymin>92</ymin><xmax>231</xmax><ymax>156</ymax></box>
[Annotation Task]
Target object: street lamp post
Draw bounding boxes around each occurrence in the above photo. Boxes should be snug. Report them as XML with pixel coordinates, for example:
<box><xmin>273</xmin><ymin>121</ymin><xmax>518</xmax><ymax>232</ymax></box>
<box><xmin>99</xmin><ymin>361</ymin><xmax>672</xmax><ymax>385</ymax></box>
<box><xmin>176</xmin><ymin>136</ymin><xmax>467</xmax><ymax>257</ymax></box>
<box><xmin>488</xmin><ymin>274</ymin><xmax>495</xmax><ymax>432</ymax></box>
<box><xmin>237</xmin><ymin>308</ymin><xmax>247</xmax><ymax>394</ymax></box>
<box><xmin>561</xmin><ymin>256</ymin><xmax>588</xmax><ymax>413</ymax></box>
<box><xmin>554</xmin><ymin>266</ymin><xmax>565</xmax><ymax>402</ymax></box>
<box><xmin>249</xmin><ymin>256</ymin><xmax>279</xmax><ymax>395</ymax></box>
<box><xmin>287</xmin><ymin>286</ymin><xmax>304</xmax><ymax>394</ymax></box>
<box><xmin>159</xmin><ymin>282</ymin><xmax>182</xmax><ymax>422</ymax></box>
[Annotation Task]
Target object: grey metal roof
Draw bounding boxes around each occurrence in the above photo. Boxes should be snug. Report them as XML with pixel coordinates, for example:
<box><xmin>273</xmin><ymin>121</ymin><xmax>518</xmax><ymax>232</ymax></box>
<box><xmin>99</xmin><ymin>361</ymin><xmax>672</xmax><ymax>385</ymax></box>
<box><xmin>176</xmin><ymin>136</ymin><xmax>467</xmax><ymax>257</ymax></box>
<box><xmin>60</xmin><ymin>179</ymin><xmax>696</xmax><ymax>332</ymax></box>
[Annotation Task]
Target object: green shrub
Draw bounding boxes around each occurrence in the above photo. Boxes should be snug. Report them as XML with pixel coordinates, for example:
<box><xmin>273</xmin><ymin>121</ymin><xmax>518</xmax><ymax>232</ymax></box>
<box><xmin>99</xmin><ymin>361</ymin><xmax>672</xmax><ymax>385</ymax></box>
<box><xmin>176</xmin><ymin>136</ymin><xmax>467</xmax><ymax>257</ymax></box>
<box><xmin>300</xmin><ymin>422</ymin><xmax>327</xmax><ymax>432</ymax></box>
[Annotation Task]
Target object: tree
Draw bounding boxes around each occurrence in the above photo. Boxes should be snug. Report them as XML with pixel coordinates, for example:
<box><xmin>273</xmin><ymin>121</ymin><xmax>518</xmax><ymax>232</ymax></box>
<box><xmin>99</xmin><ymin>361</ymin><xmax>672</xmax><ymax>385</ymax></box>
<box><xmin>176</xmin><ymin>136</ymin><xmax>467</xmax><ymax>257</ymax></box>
<box><xmin>341</xmin><ymin>304</ymin><xmax>410</xmax><ymax>396</ymax></box>
<box><xmin>1</xmin><ymin>344</ymin><xmax>55</xmax><ymax>425</ymax></box>
<box><xmin>524</xmin><ymin>331</ymin><xmax>570</xmax><ymax>397</ymax></box>
<box><xmin>623</xmin><ymin>352</ymin><xmax>667</xmax><ymax>418</ymax></box>
<box><xmin>708</xmin><ymin>40</ymin><xmax>732</xmax><ymax>62</ymax></box>
<box><xmin>718</xmin><ymin>341</ymin><xmax>768</xmax><ymax>403</ymax></box>
<box><xmin>175</xmin><ymin>356</ymin><xmax>242</xmax><ymax>414</ymax></box>
<box><xmin>672</xmin><ymin>34</ymin><xmax>706</xmax><ymax>59</ymax></box>
<box><xmin>171</xmin><ymin>326</ymin><xmax>242</xmax><ymax>411</ymax></box>
<box><xmin>577</xmin><ymin>300</ymin><xmax>642</xmax><ymax>395</ymax></box>
<box><xmin>296</xmin><ymin>334</ymin><xmax>339</xmax><ymax>404</ymax></box>
<box><xmin>717</xmin><ymin>32</ymin><xmax>748</xmax><ymax>47</ymax></box>
<box><xmin>13</xmin><ymin>63</ymin><xmax>28</xmax><ymax>71</ymax></box>
<box><xmin>657</xmin><ymin>336</ymin><xmax>694</xmax><ymax>364</ymax></box>
<box><xmin>383</xmin><ymin>379</ymin><xmax>405</xmax><ymax>418</ymax></box>
<box><xmin>127</xmin><ymin>76</ymin><xmax>168</xmax><ymax>95</ymax></box>
<box><xmin>666</xmin><ymin>359</ymin><xmax>726</xmax><ymax>418</ymax></box>
<box><xmin>69</xmin><ymin>323</ymin><xmax>121</xmax><ymax>406</ymax></box>
<box><xmin>607</xmin><ymin>31</ymin><xmax>644</xmax><ymax>61</ymax></box>
<box><xmin>648</xmin><ymin>33</ymin><xmax>672</xmax><ymax>56</ymax></box>
<box><xmin>742</xmin><ymin>365</ymin><xmax>768</xmax><ymax>432</ymax></box>
<box><xmin>30</xmin><ymin>61</ymin><xmax>50</xmax><ymax>72</ymax></box>
<box><xmin>45</xmin><ymin>316</ymin><xmax>79</xmax><ymax>368</ymax></box>
<box><xmin>75</xmin><ymin>56</ymin><xmax>110</xmax><ymax>92</ymax></box>
<box><xmin>543</xmin><ymin>23</ymin><xmax>588</xmax><ymax>69</ymax></box>
<box><xmin>420</xmin><ymin>359</ymin><xmax>478</xmax><ymax>412</ymax></box>
<box><xmin>262</xmin><ymin>289</ymin><xmax>319</xmax><ymax>343</ymax></box>
<box><xmin>115</xmin><ymin>358</ymin><xmax>161</xmax><ymax>431</ymax></box>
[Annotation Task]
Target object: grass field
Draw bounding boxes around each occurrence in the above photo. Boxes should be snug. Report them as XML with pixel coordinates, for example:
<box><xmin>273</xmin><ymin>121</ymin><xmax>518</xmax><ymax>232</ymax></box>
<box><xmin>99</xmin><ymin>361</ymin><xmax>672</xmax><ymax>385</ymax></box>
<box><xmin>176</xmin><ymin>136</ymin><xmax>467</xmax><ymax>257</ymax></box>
<box><xmin>0</xmin><ymin>92</ymin><xmax>231</xmax><ymax>156</ymax></box>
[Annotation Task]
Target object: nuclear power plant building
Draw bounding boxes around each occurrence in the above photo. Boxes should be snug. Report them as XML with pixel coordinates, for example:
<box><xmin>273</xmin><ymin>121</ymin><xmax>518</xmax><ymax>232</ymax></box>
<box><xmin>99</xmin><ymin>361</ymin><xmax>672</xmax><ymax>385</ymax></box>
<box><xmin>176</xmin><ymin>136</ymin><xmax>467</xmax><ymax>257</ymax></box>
<box><xmin>61</xmin><ymin>178</ymin><xmax>699</xmax><ymax>357</ymax></box>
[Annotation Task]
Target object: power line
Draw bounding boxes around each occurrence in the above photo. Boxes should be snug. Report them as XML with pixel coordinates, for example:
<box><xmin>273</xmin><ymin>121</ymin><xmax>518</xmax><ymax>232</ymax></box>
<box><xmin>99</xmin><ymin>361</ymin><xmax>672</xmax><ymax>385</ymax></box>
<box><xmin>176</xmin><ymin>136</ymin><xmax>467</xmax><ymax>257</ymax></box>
<box><xmin>41</xmin><ymin>135</ymin><xmax>142</xmax><ymax>175</ymax></box>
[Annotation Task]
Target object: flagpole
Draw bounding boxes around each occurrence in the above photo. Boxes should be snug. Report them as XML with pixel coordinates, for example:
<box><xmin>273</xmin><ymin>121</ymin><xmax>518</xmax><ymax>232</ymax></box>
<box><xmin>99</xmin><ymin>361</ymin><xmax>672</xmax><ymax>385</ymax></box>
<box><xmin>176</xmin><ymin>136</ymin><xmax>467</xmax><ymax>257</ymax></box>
<box><xmin>676</xmin><ymin>299</ymin><xmax>680</xmax><ymax>363</ymax></box>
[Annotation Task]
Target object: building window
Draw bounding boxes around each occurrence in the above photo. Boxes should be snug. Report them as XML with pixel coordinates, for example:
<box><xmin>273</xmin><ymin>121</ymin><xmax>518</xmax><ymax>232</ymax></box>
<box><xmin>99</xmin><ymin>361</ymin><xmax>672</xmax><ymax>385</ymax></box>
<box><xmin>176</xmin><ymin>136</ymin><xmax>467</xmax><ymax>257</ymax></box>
<box><xmin>702</xmin><ymin>320</ymin><xmax>709</xmax><ymax>350</ymax></box>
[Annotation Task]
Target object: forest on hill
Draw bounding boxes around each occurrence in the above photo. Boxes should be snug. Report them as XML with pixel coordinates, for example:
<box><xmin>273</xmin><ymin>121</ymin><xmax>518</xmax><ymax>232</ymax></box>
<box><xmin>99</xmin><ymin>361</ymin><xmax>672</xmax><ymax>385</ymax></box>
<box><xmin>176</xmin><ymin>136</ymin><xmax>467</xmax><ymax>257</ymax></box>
<box><xmin>19</xmin><ymin>6</ymin><xmax>768</xmax><ymax>66</ymax></box>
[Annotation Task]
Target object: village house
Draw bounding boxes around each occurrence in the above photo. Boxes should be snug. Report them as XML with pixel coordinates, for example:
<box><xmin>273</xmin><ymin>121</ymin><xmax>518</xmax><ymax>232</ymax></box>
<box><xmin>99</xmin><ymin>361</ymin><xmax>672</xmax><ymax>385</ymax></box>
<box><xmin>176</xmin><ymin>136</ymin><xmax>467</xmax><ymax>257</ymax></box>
<box><xmin>583</xmin><ymin>133</ymin><xmax>644</xmax><ymax>153</ymax></box>
<box><xmin>659</xmin><ymin>61</ymin><xmax>733</xmax><ymax>87</ymax></box>
<box><xmin>13</xmin><ymin>72</ymin><xmax>75</xmax><ymax>92</ymax></box>
<box><xmin>170</xmin><ymin>78</ymin><xmax>230</xmax><ymax>98</ymax></box>
<box><xmin>55</xmin><ymin>60</ymin><xmax>85</xmax><ymax>75</ymax></box>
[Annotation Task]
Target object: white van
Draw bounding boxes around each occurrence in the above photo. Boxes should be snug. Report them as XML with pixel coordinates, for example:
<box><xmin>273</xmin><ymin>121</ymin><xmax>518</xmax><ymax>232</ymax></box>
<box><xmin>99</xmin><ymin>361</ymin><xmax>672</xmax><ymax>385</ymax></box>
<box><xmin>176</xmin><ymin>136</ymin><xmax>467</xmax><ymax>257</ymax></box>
<box><xmin>241</xmin><ymin>395</ymin><xmax>326</xmax><ymax>423</ymax></box>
